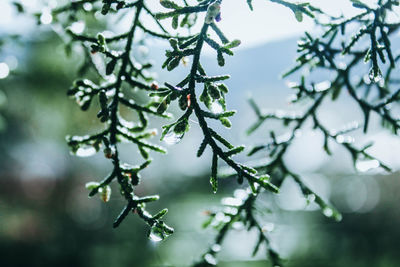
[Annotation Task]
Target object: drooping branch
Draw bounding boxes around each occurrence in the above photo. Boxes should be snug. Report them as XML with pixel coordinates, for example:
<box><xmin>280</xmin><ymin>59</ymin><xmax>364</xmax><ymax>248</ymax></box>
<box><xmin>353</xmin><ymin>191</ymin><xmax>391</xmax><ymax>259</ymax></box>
<box><xmin>246</xmin><ymin>0</ymin><xmax>399</xmax><ymax>228</ymax></box>
<box><xmin>44</xmin><ymin>0</ymin><xmax>179</xmax><ymax>240</ymax></box>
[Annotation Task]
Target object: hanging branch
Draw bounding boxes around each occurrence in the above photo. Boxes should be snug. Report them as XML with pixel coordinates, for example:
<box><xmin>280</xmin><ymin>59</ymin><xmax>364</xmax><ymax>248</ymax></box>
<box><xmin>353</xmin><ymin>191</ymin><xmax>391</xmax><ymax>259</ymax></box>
<box><xmin>38</xmin><ymin>0</ymin><xmax>183</xmax><ymax>241</ymax></box>
<box><xmin>156</xmin><ymin>0</ymin><xmax>278</xmax><ymax>196</ymax></box>
<box><xmin>23</xmin><ymin>0</ymin><xmax>326</xmax><ymax>249</ymax></box>
<box><xmin>16</xmin><ymin>0</ymin><xmax>400</xmax><ymax>265</ymax></box>
<box><xmin>154</xmin><ymin>0</ymin><xmax>327</xmax><ymax>265</ymax></box>
<box><xmin>247</xmin><ymin>0</ymin><xmax>399</xmax><ymax>228</ymax></box>
<box><xmin>154</xmin><ymin>0</ymin><xmax>323</xmax><ymax>265</ymax></box>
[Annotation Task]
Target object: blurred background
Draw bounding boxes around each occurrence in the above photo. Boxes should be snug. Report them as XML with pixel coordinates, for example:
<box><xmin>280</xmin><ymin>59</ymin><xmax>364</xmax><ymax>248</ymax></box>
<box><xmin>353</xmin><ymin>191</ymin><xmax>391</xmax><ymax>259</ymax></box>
<box><xmin>1</xmin><ymin>1</ymin><xmax>400</xmax><ymax>267</ymax></box>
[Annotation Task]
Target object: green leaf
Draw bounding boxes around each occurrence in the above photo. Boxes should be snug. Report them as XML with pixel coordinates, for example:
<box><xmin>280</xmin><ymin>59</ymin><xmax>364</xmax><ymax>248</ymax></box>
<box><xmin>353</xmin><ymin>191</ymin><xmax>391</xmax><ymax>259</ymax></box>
<box><xmin>217</xmin><ymin>50</ymin><xmax>225</xmax><ymax>66</ymax></box>
<box><xmin>219</xmin><ymin>117</ymin><xmax>231</xmax><ymax>128</ymax></box>
<box><xmin>207</xmin><ymin>84</ymin><xmax>220</xmax><ymax>99</ymax></box>
<box><xmin>173</xmin><ymin>118</ymin><xmax>189</xmax><ymax>134</ymax></box>
<box><xmin>217</xmin><ymin>83</ymin><xmax>228</xmax><ymax>93</ymax></box>
<box><xmin>210</xmin><ymin>152</ymin><xmax>218</xmax><ymax>193</ymax></box>
<box><xmin>224</xmin><ymin>39</ymin><xmax>241</xmax><ymax>49</ymax></box>
<box><xmin>106</xmin><ymin>58</ymin><xmax>117</xmax><ymax>75</ymax></box>
<box><xmin>139</xmin><ymin>146</ymin><xmax>149</xmax><ymax>159</ymax></box>
<box><xmin>239</xmin><ymin>164</ymin><xmax>258</xmax><ymax>174</ymax></box>
<box><xmin>220</xmin><ymin>110</ymin><xmax>236</xmax><ymax>118</ymax></box>
<box><xmin>153</xmin><ymin>208</ymin><xmax>168</xmax><ymax>220</ymax></box>
<box><xmin>209</xmin><ymin>128</ymin><xmax>234</xmax><ymax>149</ymax></box>
<box><xmin>85</xmin><ymin>181</ymin><xmax>100</xmax><ymax>190</ymax></box>
<box><xmin>157</xmin><ymin>100</ymin><xmax>168</xmax><ymax>114</ymax></box>
<box><xmin>137</xmin><ymin>195</ymin><xmax>160</xmax><ymax>203</ymax></box>
<box><xmin>172</xmin><ymin>15</ymin><xmax>179</xmax><ymax>29</ymax></box>
<box><xmin>197</xmin><ymin>138</ymin><xmax>208</xmax><ymax>157</ymax></box>
<box><xmin>258</xmin><ymin>178</ymin><xmax>279</xmax><ymax>193</ymax></box>
<box><xmin>350</xmin><ymin>0</ymin><xmax>370</xmax><ymax>9</ymax></box>
<box><xmin>169</xmin><ymin>38</ymin><xmax>179</xmax><ymax>50</ymax></box>
<box><xmin>137</xmin><ymin>140</ymin><xmax>167</xmax><ymax>154</ymax></box>
<box><xmin>160</xmin><ymin>0</ymin><xmax>181</xmax><ymax>9</ymax></box>
<box><xmin>294</xmin><ymin>10</ymin><xmax>303</xmax><ymax>22</ymax></box>
<box><xmin>167</xmin><ymin>56</ymin><xmax>181</xmax><ymax>71</ymax></box>
<box><xmin>224</xmin><ymin>145</ymin><xmax>245</xmax><ymax>157</ymax></box>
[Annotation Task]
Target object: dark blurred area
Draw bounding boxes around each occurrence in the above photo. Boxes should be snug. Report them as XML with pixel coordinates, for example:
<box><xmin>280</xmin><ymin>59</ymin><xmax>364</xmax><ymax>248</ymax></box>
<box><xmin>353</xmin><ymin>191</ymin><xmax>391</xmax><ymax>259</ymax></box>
<box><xmin>1</xmin><ymin>2</ymin><xmax>400</xmax><ymax>267</ymax></box>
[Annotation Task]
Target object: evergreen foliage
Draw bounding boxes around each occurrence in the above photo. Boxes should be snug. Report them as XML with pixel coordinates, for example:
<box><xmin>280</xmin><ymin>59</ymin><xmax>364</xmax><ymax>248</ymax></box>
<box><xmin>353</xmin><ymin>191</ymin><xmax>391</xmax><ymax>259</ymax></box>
<box><xmin>11</xmin><ymin>0</ymin><xmax>400</xmax><ymax>265</ymax></box>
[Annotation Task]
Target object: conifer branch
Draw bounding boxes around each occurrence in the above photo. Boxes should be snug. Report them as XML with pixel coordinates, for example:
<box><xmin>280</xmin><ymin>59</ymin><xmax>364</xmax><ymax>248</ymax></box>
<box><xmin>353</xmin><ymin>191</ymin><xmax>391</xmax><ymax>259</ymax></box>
<box><xmin>13</xmin><ymin>0</ymin><xmax>400</xmax><ymax>265</ymax></box>
<box><xmin>47</xmin><ymin>0</ymin><xmax>177</xmax><ymax>241</ymax></box>
<box><xmin>157</xmin><ymin>1</ymin><xmax>282</xmax><ymax>265</ymax></box>
<box><xmin>247</xmin><ymin>0</ymin><xmax>399</xmax><ymax>229</ymax></box>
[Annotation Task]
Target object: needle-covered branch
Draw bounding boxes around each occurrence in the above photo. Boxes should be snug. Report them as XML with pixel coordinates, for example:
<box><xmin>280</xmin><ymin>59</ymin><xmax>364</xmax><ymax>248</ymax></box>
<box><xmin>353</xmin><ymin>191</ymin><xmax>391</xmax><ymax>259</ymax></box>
<box><xmin>41</xmin><ymin>0</ymin><xmax>180</xmax><ymax>241</ymax></box>
<box><xmin>246</xmin><ymin>0</ymin><xmax>399</xmax><ymax>229</ymax></box>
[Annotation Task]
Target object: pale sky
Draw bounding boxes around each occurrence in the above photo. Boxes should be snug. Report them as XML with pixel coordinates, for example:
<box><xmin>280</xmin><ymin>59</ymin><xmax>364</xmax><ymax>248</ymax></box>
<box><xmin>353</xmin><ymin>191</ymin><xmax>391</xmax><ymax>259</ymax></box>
<box><xmin>0</xmin><ymin>0</ymin><xmax>387</xmax><ymax>48</ymax></box>
<box><xmin>216</xmin><ymin>0</ymin><xmax>381</xmax><ymax>48</ymax></box>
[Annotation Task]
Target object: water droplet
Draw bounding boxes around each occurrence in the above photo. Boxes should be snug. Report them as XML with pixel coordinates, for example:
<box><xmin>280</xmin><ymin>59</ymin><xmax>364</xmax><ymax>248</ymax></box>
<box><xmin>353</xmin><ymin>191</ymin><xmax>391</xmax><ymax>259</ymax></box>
<box><xmin>149</xmin><ymin>227</ymin><xmax>164</xmax><ymax>242</ymax></box>
<box><xmin>211</xmin><ymin>244</ymin><xmax>221</xmax><ymax>252</ymax></box>
<box><xmin>204</xmin><ymin>253</ymin><xmax>217</xmax><ymax>265</ymax></box>
<box><xmin>211</xmin><ymin>101</ymin><xmax>223</xmax><ymax>114</ymax></box>
<box><xmin>163</xmin><ymin>132</ymin><xmax>183</xmax><ymax>145</ymax></box>
<box><xmin>315</xmin><ymin>81</ymin><xmax>331</xmax><ymax>92</ymax></box>
<box><xmin>221</xmin><ymin>197</ymin><xmax>242</xmax><ymax>206</ymax></box>
<box><xmin>306</xmin><ymin>193</ymin><xmax>316</xmax><ymax>203</ymax></box>
<box><xmin>336</xmin><ymin>135</ymin><xmax>344</xmax><ymax>143</ymax></box>
<box><xmin>75</xmin><ymin>146</ymin><xmax>97</xmax><ymax>157</ymax></box>
<box><xmin>83</xmin><ymin>2</ymin><xmax>93</xmax><ymax>11</ymax></box>
<box><xmin>181</xmin><ymin>57</ymin><xmax>190</xmax><ymax>66</ymax></box>
<box><xmin>99</xmin><ymin>185</ymin><xmax>111</xmax><ymax>202</ymax></box>
<box><xmin>335</xmin><ymin>135</ymin><xmax>354</xmax><ymax>144</ymax></box>
<box><xmin>106</xmin><ymin>89</ymin><xmax>116</xmax><ymax>97</ymax></box>
<box><xmin>134</xmin><ymin>62</ymin><xmax>142</xmax><ymax>69</ymax></box>
<box><xmin>363</xmin><ymin>74</ymin><xmax>371</xmax><ymax>85</ymax></box>
<box><xmin>261</xmin><ymin>222</ymin><xmax>275</xmax><ymax>232</ymax></box>
<box><xmin>355</xmin><ymin>159</ymin><xmax>380</xmax><ymax>172</ymax></box>
<box><xmin>322</xmin><ymin>207</ymin><xmax>333</xmax><ymax>218</ymax></box>
<box><xmin>368</xmin><ymin>67</ymin><xmax>382</xmax><ymax>83</ymax></box>
<box><xmin>40</xmin><ymin>8</ymin><xmax>53</xmax><ymax>24</ymax></box>
<box><xmin>107</xmin><ymin>75</ymin><xmax>117</xmax><ymax>84</ymax></box>
<box><xmin>149</xmin><ymin>232</ymin><xmax>163</xmax><ymax>242</ymax></box>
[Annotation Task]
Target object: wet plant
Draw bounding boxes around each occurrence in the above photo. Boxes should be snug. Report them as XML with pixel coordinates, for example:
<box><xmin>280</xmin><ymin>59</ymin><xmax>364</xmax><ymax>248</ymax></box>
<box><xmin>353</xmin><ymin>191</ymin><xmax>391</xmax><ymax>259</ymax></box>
<box><xmin>247</xmin><ymin>0</ymin><xmax>399</xmax><ymax>217</ymax></box>
<box><xmin>12</xmin><ymin>0</ymin><xmax>400</xmax><ymax>266</ymax></box>
<box><xmin>154</xmin><ymin>0</ymin><xmax>400</xmax><ymax>265</ymax></box>
<box><xmin>30</xmin><ymin>0</ymin><xmax>195</xmax><ymax>241</ymax></box>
